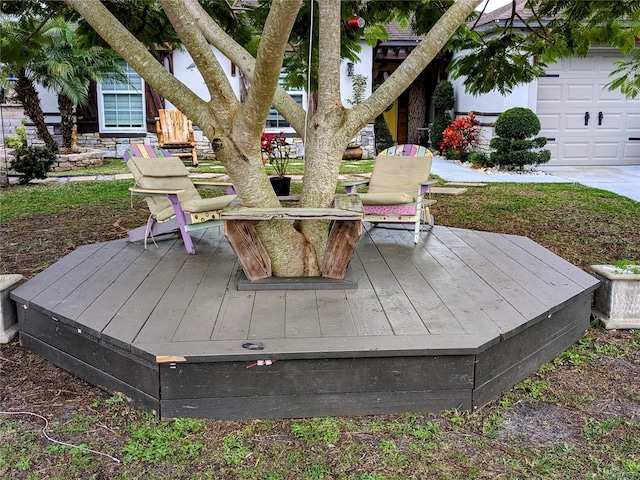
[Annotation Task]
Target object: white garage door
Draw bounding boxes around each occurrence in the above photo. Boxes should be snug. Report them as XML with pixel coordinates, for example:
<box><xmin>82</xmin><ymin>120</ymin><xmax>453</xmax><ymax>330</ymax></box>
<box><xmin>537</xmin><ymin>51</ymin><xmax>640</xmax><ymax>166</ymax></box>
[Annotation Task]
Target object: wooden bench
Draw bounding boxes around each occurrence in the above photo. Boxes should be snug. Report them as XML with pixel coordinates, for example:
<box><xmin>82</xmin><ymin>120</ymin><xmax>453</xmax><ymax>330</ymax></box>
<box><xmin>222</xmin><ymin>194</ymin><xmax>363</xmax><ymax>281</ymax></box>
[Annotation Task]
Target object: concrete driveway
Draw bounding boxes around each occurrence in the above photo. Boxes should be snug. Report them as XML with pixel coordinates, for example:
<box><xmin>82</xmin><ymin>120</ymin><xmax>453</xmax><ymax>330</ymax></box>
<box><xmin>430</xmin><ymin>157</ymin><xmax>639</xmax><ymax>202</ymax></box>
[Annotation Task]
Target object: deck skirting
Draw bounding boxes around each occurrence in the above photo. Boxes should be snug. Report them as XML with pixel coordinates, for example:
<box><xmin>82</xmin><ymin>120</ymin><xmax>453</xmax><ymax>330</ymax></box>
<box><xmin>11</xmin><ymin>225</ymin><xmax>599</xmax><ymax>419</ymax></box>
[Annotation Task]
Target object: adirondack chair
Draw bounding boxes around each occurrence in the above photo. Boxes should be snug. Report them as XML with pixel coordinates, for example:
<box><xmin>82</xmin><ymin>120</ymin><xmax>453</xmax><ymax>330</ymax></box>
<box><xmin>126</xmin><ymin>156</ymin><xmax>236</xmax><ymax>254</ymax></box>
<box><xmin>155</xmin><ymin>109</ymin><xmax>199</xmax><ymax>166</ymax></box>
<box><xmin>343</xmin><ymin>144</ymin><xmax>436</xmax><ymax>243</ymax></box>
<box><xmin>122</xmin><ymin>144</ymin><xmax>173</xmax><ymax>162</ymax></box>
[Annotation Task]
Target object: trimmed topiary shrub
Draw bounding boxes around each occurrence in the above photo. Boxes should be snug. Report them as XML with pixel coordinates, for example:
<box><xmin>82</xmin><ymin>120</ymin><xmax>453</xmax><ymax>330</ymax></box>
<box><xmin>12</xmin><ymin>146</ymin><xmax>57</xmax><ymax>184</ymax></box>
<box><xmin>374</xmin><ymin>115</ymin><xmax>395</xmax><ymax>153</ymax></box>
<box><xmin>432</xmin><ymin>80</ymin><xmax>454</xmax><ymax>111</ymax></box>
<box><xmin>490</xmin><ymin>107</ymin><xmax>551</xmax><ymax>169</ymax></box>
<box><xmin>430</xmin><ymin>80</ymin><xmax>455</xmax><ymax>151</ymax></box>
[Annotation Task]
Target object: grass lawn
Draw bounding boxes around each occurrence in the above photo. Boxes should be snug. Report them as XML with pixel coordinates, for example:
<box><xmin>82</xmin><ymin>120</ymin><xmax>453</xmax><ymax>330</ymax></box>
<box><xmin>1</xmin><ymin>168</ymin><xmax>639</xmax><ymax>479</ymax></box>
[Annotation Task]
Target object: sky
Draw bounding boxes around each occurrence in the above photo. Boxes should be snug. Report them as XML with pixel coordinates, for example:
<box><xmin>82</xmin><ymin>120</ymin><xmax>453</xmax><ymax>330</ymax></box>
<box><xmin>476</xmin><ymin>0</ymin><xmax>513</xmax><ymax>13</ymax></box>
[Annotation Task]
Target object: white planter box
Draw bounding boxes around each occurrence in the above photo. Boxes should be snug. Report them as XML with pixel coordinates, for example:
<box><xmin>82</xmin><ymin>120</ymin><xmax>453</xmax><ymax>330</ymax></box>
<box><xmin>591</xmin><ymin>265</ymin><xmax>640</xmax><ymax>329</ymax></box>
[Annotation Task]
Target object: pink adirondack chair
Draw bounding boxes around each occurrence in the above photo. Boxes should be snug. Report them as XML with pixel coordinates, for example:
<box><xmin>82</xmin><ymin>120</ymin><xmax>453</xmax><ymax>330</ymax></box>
<box><xmin>343</xmin><ymin>144</ymin><xmax>436</xmax><ymax>243</ymax></box>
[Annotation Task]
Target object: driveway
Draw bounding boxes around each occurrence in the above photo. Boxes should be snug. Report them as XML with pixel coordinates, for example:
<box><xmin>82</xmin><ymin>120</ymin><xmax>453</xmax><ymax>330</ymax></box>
<box><xmin>431</xmin><ymin>157</ymin><xmax>639</xmax><ymax>202</ymax></box>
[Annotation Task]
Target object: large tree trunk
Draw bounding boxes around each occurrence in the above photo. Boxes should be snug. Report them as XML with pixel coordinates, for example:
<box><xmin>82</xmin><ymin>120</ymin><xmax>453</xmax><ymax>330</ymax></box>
<box><xmin>65</xmin><ymin>0</ymin><xmax>483</xmax><ymax>277</ymax></box>
<box><xmin>58</xmin><ymin>94</ymin><xmax>75</xmax><ymax>150</ymax></box>
<box><xmin>15</xmin><ymin>71</ymin><xmax>57</xmax><ymax>150</ymax></box>
<box><xmin>407</xmin><ymin>72</ymin><xmax>428</xmax><ymax>145</ymax></box>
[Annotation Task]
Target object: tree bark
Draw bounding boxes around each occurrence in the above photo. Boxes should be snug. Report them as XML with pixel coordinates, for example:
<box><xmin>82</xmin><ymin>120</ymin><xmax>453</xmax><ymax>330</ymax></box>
<box><xmin>407</xmin><ymin>72</ymin><xmax>428</xmax><ymax>145</ymax></box>
<box><xmin>58</xmin><ymin>94</ymin><xmax>75</xmax><ymax>150</ymax></box>
<box><xmin>15</xmin><ymin>71</ymin><xmax>57</xmax><ymax>150</ymax></box>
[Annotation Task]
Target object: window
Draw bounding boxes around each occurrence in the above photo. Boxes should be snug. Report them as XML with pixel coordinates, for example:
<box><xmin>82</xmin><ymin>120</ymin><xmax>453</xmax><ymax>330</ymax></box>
<box><xmin>98</xmin><ymin>62</ymin><xmax>145</xmax><ymax>132</ymax></box>
<box><xmin>265</xmin><ymin>71</ymin><xmax>305</xmax><ymax>132</ymax></box>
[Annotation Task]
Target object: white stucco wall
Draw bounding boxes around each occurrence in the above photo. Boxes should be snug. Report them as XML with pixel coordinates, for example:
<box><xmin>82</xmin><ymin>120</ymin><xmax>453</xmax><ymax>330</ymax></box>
<box><xmin>450</xmin><ymin>50</ymin><xmax>538</xmax><ymax>118</ymax></box>
<box><xmin>168</xmin><ymin>46</ymin><xmax>242</xmax><ymax>105</ymax></box>
<box><xmin>340</xmin><ymin>41</ymin><xmax>374</xmax><ymax>107</ymax></box>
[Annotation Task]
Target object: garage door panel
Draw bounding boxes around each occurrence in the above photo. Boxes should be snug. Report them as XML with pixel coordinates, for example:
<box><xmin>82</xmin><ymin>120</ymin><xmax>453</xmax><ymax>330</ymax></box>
<box><xmin>538</xmin><ymin>114</ymin><xmax>560</xmax><ymax>131</ymax></box>
<box><xmin>626</xmin><ymin>114</ymin><xmax>640</xmax><ymax>131</ymax></box>
<box><xmin>566</xmin><ymin>85</ymin><xmax>594</xmax><ymax>101</ymax></box>
<box><xmin>537</xmin><ymin>84</ymin><xmax>562</xmax><ymax>101</ymax></box>
<box><xmin>564</xmin><ymin>114</ymin><xmax>590</xmax><ymax>131</ymax></box>
<box><xmin>623</xmin><ymin>143</ymin><xmax>640</xmax><ymax>162</ymax></box>
<box><xmin>563</xmin><ymin>142</ymin><xmax>592</xmax><ymax>159</ymax></box>
<box><xmin>593</xmin><ymin>142</ymin><xmax>621</xmax><ymax>158</ymax></box>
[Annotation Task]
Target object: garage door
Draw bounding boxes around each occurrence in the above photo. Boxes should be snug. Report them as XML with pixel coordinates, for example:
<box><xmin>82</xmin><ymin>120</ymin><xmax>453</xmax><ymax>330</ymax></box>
<box><xmin>536</xmin><ymin>51</ymin><xmax>640</xmax><ymax>166</ymax></box>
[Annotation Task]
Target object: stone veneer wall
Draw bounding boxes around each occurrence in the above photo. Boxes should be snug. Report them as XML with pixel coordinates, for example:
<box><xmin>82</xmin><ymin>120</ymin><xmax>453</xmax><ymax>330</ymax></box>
<box><xmin>24</xmin><ymin>123</ymin><xmax>377</xmax><ymax>160</ymax></box>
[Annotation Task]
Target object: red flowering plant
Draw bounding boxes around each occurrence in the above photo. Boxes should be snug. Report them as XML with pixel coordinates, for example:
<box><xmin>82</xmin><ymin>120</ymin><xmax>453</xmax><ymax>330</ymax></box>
<box><xmin>439</xmin><ymin>112</ymin><xmax>480</xmax><ymax>159</ymax></box>
<box><xmin>261</xmin><ymin>131</ymin><xmax>290</xmax><ymax>177</ymax></box>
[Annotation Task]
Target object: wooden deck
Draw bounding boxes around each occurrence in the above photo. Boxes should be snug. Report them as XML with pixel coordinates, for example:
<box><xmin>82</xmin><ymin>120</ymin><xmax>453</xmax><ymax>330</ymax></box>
<box><xmin>11</xmin><ymin>224</ymin><xmax>599</xmax><ymax>419</ymax></box>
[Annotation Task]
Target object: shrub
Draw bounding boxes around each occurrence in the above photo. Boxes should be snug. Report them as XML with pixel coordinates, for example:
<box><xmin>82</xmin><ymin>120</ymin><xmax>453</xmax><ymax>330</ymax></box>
<box><xmin>374</xmin><ymin>115</ymin><xmax>395</xmax><ymax>153</ymax></box>
<box><xmin>432</xmin><ymin>80</ymin><xmax>454</xmax><ymax>111</ymax></box>
<box><xmin>430</xmin><ymin>113</ymin><xmax>450</xmax><ymax>152</ymax></box>
<box><xmin>490</xmin><ymin>107</ymin><xmax>551</xmax><ymax>169</ymax></box>
<box><xmin>3</xmin><ymin>122</ymin><xmax>27</xmax><ymax>150</ymax></box>
<box><xmin>439</xmin><ymin>112</ymin><xmax>480</xmax><ymax>156</ymax></box>
<box><xmin>12</xmin><ymin>146</ymin><xmax>57</xmax><ymax>184</ymax></box>
<box><xmin>430</xmin><ymin>80</ymin><xmax>454</xmax><ymax>151</ymax></box>
<box><xmin>469</xmin><ymin>151</ymin><xmax>493</xmax><ymax>168</ymax></box>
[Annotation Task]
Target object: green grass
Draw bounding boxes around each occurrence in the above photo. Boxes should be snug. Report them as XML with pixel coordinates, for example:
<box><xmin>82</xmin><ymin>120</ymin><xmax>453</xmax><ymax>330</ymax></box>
<box><xmin>0</xmin><ymin>180</ymin><xmax>134</xmax><ymax>224</ymax></box>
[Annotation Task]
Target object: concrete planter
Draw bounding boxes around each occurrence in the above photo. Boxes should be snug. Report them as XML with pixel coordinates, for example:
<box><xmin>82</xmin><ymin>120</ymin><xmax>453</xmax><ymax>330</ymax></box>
<box><xmin>1</xmin><ymin>274</ymin><xmax>24</xmax><ymax>343</ymax></box>
<box><xmin>591</xmin><ymin>264</ymin><xmax>640</xmax><ymax>329</ymax></box>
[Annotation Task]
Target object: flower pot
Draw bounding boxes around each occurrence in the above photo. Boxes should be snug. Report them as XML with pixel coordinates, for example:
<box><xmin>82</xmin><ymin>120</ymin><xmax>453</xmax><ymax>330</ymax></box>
<box><xmin>343</xmin><ymin>145</ymin><xmax>363</xmax><ymax>160</ymax></box>
<box><xmin>270</xmin><ymin>176</ymin><xmax>291</xmax><ymax>196</ymax></box>
<box><xmin>591</xmin><ymin>264</ymin><xmax>640</xmax><ymax>329</ymax></box>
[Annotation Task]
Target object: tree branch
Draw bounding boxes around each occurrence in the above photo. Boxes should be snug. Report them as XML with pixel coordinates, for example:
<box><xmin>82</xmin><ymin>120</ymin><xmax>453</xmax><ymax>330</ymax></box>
<box><xmin>158</xmin><ymin>0</ymin><xmax>238</xmax><ymax>116</ymax></box>
<box><xmin>182</xmin><ymin>0</ymin><xmax>306</xmax><ymax>136</ymax></box>
<box><xmin>316</xmin><ymin>0</ymin><xmax>343</xmax><ymax>115</ymax></box>
<box><xmin>235</xmin><ymin>0</ymin><xmax>302</xmax><ymax>140</ymax></box>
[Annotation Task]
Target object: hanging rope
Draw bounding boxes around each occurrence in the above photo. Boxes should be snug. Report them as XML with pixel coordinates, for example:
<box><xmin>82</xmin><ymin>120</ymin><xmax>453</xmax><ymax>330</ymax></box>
<box><xmin>304</xmin><ymin>0</ymin><xmax>315</xmax><ymax>146</ymax></box>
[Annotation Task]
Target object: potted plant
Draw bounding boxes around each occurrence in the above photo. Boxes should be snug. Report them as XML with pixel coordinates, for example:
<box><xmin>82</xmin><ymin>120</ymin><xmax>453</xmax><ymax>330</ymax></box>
<box><xmin>591</xmin><ymin>260</ymin><xmax>640</xmax><ymax>329</ymax></box>
<box><xmin>261</xmin><ymin>131</ymin><xmax>291</xmax><ymax>196</ymax></box>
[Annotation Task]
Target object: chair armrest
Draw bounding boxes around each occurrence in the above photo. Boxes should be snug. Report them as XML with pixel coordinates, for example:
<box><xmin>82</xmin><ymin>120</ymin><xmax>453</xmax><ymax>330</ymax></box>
<box><xmin>419</xmin><ymin>179</ymin><xmax>438</xmax><ymax>187</ymax></box>
<box><xmin>192</xmin><ymin>181</ymin><xmax>236</xmax><ymax>195</ymax></box>
<box><xmin>342</xmin><ymin>179</ymin><xmax>370</xmax><ymax>194</ymax></box>
<box><xmin>129</xmin><ymin>186</ymin><xmax>185</xmax><ymax>196</ymax></box>
<box><xmin>417</xmin><ymin>179</ymin><xmax>437</xmax><ymax>197</ymax></box>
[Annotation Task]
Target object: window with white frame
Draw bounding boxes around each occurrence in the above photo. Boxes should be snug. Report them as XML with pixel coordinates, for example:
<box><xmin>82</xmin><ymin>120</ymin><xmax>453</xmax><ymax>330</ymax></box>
<box><xmin>98</xmin><ymin>62</ymin><xmax>146</xmax><ymax>132</ymax></box>
<box><xmin>265</xmin><ymin>71</ymin><xmax>305</xmax><ymax>131</ymax></box>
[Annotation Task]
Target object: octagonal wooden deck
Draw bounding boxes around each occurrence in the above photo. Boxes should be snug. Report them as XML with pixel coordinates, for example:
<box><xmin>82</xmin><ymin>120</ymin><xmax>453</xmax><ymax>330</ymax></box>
<box><xmin>11</xmin><ymin>225</ymin><xmax>599</xmax><ymax>420</ymax></box>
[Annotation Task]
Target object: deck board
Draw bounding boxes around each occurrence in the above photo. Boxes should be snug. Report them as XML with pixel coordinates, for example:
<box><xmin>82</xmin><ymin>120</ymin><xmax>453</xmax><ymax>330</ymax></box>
<box><xmin>11</xmin><ymin>223</ymin><xmax>600</xmax><ymax>420</ymax></box>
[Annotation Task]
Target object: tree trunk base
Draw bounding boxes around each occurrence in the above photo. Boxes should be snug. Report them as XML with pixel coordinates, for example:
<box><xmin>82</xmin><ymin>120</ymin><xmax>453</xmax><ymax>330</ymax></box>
<box><xmin>236</xmin><ymin>267</ymin><xmax>357</xmax><ymax>291</ymax></box>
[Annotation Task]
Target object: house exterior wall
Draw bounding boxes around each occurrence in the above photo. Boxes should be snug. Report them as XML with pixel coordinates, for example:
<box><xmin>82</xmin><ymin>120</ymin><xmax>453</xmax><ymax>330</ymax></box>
<box><xmin>340</xmin><ymin>44</ymin><xmax>374</xmax><ymax>107</ymax></box>
<box><xmin>22</xmin><ymin>41</ymin><xmax>377</xmax><ymax>160</ymax></box>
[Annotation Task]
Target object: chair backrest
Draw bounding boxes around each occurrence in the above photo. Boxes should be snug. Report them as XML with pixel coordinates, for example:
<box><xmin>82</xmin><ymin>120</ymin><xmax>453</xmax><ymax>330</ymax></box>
<box><xmin>379</xmin><ymin>144</ymin><xmax>430</xmax><ymax>157</ymax></box>
<box><xmin>368</xmin><ymin>152</ymin><xmax>433</xmax><ymax>197</ymax></box>
<box><xmin>127</xmin><ymin>156</ymin><xmax>201</xmax><ymax>221</ymax></box>
<box><xmin>156</xmin><ymin>109</ymin><xmax>193</xmax><ymax>145</ymax></box>
<box><xmin>122</xmin><ymin>144</ymin><xmax>173</xmax><ymax>162</ymax></box>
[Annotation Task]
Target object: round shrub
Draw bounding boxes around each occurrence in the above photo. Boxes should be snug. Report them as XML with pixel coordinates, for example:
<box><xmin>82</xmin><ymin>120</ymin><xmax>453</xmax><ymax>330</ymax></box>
<box><xmin>490</xmin><ymin>107</ymin><xmax>550</xmax><ymax>169</ymax></box>
<box><xmin>494</xmin><ymin>107</ymin><xmax>541</xmax><ymax>139</ymax></box>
